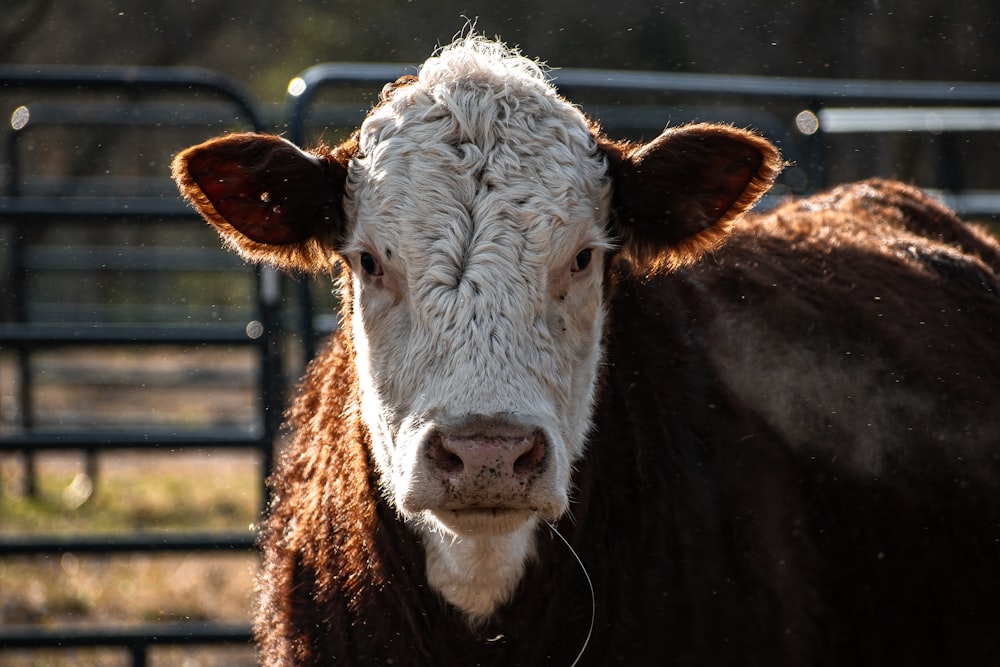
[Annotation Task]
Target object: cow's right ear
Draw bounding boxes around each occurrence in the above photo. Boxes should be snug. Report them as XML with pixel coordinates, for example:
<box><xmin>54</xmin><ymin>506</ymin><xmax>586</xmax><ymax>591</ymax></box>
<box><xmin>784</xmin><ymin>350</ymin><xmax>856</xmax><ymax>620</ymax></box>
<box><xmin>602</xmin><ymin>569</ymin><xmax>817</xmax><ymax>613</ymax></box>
<box><xmin>171</xmin><ymin>132</ymin><xmax>357</xmax><ymax>272</ymax></box>
<box><xmin>601</xmin><ymin>123</ymin><xmax>781</xmax><ymax>275</ymax></box>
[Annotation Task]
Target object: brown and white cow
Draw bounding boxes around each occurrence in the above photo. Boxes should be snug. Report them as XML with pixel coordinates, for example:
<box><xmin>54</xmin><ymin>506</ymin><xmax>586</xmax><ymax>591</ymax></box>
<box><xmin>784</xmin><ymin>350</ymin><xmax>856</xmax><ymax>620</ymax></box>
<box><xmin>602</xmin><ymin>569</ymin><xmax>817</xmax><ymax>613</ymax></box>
<box><xmin>173</xmin><ymin>37</ymin><xmax>1000</xmax><ymax>665</ymax></box>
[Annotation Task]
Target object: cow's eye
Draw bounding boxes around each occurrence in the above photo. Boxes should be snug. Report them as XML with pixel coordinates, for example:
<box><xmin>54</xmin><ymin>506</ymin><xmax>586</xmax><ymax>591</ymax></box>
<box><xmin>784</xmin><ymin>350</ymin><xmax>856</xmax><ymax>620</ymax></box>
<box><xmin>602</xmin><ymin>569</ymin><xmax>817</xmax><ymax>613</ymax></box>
<box><xmin>359</xmin><ymin>252</ymin><xmax>383</xmax><ymax>276</ymax></box>
<box><xmin>572</xmin><ymin>248</ymin><xmax>593</xmax><ymax>273</ymax></box>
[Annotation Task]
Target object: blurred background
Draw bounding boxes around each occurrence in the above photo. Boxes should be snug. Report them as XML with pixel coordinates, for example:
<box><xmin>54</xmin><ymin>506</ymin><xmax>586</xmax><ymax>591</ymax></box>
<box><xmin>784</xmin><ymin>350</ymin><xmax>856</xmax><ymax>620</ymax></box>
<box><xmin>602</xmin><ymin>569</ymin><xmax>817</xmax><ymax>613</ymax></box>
<box><xmin>1</xmin><ymin>2</ymin><xmax>998</xmax><ymax>666</ymax></box>
<box><xmin>5</xmin><ymin>0</ymin><xmax>1000</xmax><ymax>93</ymax></box>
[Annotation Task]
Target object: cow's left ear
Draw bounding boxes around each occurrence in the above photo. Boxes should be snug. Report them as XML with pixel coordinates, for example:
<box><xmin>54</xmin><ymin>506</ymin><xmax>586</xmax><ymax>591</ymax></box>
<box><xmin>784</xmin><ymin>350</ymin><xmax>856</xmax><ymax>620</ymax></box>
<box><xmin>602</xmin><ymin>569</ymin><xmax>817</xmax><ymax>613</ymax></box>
<box><xmin>602</xmin><ymin>123</ymin><xmax>782</xmax><ymax>273</ymax></box>
<box><xmin>172</xmin><ymin>132</ymin><xmax>358</xmax><ymax>273</ymax></box>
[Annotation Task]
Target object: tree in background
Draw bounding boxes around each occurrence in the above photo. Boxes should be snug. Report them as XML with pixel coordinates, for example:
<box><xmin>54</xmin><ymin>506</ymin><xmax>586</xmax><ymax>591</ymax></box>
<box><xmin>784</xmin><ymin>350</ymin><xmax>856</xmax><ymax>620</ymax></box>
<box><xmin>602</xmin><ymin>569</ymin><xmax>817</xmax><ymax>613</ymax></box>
<box><xmin>3</xmin><ymin>0</ymin><xmax>998</xmax><ymax>103</ymax></box>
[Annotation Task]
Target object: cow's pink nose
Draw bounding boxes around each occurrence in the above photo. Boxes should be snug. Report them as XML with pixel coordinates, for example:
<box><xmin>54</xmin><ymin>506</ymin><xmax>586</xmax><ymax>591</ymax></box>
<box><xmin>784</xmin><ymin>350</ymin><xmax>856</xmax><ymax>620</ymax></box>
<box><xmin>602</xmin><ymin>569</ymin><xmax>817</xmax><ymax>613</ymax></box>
<box><xmin>426</xmin><ymin>429</ymin><xmax>547</xmax><ymax>484</ymax></box>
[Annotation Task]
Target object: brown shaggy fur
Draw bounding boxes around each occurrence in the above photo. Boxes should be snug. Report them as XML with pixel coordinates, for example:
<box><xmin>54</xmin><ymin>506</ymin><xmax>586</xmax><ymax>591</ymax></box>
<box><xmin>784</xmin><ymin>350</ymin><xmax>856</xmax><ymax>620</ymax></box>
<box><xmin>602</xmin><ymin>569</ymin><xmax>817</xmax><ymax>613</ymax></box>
<box><xmin>253</xmin><ymin>178</ymin><xmax>1000</xmax><ymax>665</ymax></box>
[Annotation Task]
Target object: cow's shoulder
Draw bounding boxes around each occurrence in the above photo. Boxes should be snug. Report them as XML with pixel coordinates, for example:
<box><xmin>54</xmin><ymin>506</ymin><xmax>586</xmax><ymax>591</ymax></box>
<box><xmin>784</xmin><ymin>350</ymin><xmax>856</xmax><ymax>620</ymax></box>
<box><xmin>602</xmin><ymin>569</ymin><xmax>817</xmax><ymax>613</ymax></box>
<box><xmin>664</xmin><ymin>181</ymin><xmax>1000</xmax><ymax>480</ymax></box>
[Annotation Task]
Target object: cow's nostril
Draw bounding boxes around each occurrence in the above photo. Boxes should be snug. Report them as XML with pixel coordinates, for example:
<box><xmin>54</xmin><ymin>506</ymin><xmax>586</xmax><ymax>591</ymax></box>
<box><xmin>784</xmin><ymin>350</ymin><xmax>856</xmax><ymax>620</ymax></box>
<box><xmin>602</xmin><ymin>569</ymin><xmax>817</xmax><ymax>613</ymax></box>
<box><xmin>513</xmin><ymin>432</ymin><xmax>546</xmax><ymax>478</ymax></box>
<box><xmin>425</xmin><ymin>423</ymin><xmax>548</xmax><ymax>488</ymax></box>
<box><xmin>427</xmin><ymin>432</ymin><xmax>464</xmax><ymax>474</ymax></box>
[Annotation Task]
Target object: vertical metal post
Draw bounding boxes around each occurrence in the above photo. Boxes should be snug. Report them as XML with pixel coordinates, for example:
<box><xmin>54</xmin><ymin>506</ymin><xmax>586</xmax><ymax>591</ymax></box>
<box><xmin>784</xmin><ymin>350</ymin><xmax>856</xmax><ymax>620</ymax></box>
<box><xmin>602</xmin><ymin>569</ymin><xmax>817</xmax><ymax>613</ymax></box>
<box><xmin>256</xmin><ymin>266</ymin><xmax>284</xmax><ymax>511</ymax></box>
<box><xmin>936</xmin><ymin>133</ymin><xmax>962</xmax><ymax>195</ymax></box>
<box><xmin>6</xmin><ymin>124</ymin><xmax>39</xmax><ymax>497</ymax></box>
<box><xmin>296</xmin><ymin>278</ymin><xmax>317</xmax><ymax>366</ymax></box>
<box><xmin>11</xmin><ymin>227</ymin><xmax>38</xmax><ymax>497</ymax></box>
<box><xmin>128</xmin><ymin>643</ymin><xmax>148</xmax><ymax>667</ymax></box>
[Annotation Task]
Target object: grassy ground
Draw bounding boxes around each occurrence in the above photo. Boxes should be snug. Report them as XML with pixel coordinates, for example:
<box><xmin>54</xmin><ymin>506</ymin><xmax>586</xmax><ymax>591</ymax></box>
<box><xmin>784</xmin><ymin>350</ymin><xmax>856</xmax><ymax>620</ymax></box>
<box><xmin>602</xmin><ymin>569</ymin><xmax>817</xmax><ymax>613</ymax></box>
<box><xmin>1</xmin><ymin>452</ymin><xmax>261</xmax><ymax>666</ymax></box>
<box><xmin>1</xmin><ymin>348</ymin><xmax>268</xmax><ymax>666</ymax></box>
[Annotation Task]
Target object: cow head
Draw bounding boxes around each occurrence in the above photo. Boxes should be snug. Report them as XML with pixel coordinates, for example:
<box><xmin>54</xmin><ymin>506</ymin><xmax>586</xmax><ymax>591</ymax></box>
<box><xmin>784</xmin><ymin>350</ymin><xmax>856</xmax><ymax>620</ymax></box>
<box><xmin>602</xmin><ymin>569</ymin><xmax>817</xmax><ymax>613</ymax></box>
<box><xmin>172</xmin><ymin>37</ymin><xmax>780</xmax><ymax>620</ymax></box>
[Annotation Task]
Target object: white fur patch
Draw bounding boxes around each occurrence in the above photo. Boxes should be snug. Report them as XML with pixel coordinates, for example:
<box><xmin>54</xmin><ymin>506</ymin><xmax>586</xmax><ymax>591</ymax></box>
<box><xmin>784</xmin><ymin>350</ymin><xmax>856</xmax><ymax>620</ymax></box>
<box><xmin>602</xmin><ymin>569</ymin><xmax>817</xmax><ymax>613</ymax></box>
<box><xmin>423</xmin><ymin>516</ymin><xmax>540</xmax><ymax>620</ymax></box>
<box><xmin>340</xmin><ymin>36</ymin><xmax>613</xmax><ymax>618</ymax></box>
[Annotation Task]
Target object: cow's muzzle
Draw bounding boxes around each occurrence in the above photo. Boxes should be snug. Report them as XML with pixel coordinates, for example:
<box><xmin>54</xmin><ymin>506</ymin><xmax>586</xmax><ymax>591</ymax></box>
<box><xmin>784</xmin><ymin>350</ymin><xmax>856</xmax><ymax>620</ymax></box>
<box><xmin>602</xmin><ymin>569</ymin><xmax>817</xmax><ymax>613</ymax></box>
<box><xmin>426</xmin><ymin>427</ymin><xmax>546</xmax><ymax>499</ymax></box>
<box><xmin>404</xmin><ymin>414</ymin><xmax>561</xmax><ymax>535</ymax></box>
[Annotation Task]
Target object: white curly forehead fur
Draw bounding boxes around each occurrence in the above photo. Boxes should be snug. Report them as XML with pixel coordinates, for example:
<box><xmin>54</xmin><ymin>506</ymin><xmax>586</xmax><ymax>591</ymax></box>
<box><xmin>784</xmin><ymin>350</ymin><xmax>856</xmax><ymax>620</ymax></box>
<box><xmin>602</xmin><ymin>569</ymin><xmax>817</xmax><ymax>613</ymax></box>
<box><xmin>346</xmin><ymin>37</ymin><xmax>612</xmax><ymax>270</ymax></box>
<box><xmin>339</xmin><ymin>37</ymin><xmax>615</xmax><ymax>618</ymax></box>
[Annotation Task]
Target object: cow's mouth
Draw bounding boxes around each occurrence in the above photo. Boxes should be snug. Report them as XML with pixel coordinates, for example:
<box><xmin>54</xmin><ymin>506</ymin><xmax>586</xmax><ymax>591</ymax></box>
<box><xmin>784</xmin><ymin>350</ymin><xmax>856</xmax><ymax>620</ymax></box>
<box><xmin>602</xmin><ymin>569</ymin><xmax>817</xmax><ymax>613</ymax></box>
<box><xmin>431</xmin><ymin>507</ymin><xmax>536</xmax><ymax>536</ymax></box>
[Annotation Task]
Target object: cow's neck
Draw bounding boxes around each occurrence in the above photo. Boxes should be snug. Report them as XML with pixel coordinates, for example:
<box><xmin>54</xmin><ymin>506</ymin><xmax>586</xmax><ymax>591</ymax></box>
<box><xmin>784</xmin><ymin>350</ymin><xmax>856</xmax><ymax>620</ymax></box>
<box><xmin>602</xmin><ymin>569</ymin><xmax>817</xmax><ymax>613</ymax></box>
<box><xmin>418</xmin><ymin>517</ymin><xmax>540</xmax><ymax>621</ymax></box>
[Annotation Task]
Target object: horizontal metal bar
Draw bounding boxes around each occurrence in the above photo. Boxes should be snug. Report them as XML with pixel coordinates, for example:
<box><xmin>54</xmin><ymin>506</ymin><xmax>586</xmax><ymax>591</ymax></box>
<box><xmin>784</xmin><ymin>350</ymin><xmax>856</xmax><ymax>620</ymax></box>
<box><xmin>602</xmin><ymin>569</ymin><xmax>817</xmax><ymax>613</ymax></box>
<box><xmin>0</xmin><ymin>197</ymin><xmax>195</xmax><ymax>218</ymax></box>
<box><xmin>818</xmin><ymin>107</ymin><xmax>1000</xmax><ymax>133</ymax></box>
<box><xmin>22</xmin><ymin>245</ymin><xmax>246</xmax><ymax>272</ymax></box>
<box><xmin>9</xmin><ymin>100</ymin><xmax>271</xmax><ymax>129</ymax></box>
<box><xmin>9</xmin><ymin>176</ymin><xmax>186</xmax><ymax>200</ymax></box>
<box><xmin>548</xmin><ymin>68</ymin><xmax>1000</xmax><ymax>104</ymax></box>
<box><xmin>0</xmin><ymin>532</ymin><xmax>257</xmax><ymax>555</ymax></box>
<box><xmin>284</xmin><ymin>62</ymin><xmax>1000</xmax><ymax>110</ymax></box>
<box><xmin>285</xmin><ymin>62</ymin><xmax>414</xmax><ymax>90</ymax></box>
<box><xmin>0</xmin><ymin>622</ymin><xmax>253</xmax><ymax>649</ymax></box>
<box><xmin>22</xmin><ymin>304</ymin><xmax>256</xmax><ymax>324</ymax></box>
<box><xmin>934</xmin><ymin>191</ymin><xmax>1000</xmax><ymax>218</ymax></box>
<box><xmin>0</xmin><ymin>429</ymin><xmax>267</xmax><ymax>452</ymax></box>
<box><xmin>0</xmin><ymin>323</ymin><xmax>264</xmax><ymax>346</ymax></box>
<box><xmin>0</xmin><ymin>64</ymin><xmax>267</xmax><ymax>132</ymax></box>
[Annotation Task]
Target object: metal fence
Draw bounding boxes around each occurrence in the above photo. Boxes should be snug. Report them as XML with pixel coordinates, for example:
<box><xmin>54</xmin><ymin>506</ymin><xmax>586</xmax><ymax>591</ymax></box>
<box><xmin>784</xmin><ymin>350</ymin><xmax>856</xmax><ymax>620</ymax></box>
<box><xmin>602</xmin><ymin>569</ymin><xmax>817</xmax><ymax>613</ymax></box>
<box><xmin>0</xmin><ymin>66</ymin><xmax>275</xmax><ymax>665</ymax></box>
<box><xmin>2</xmin><ymin>62</ymin><xmax>1000</xmax><ymax>665</ymax></box>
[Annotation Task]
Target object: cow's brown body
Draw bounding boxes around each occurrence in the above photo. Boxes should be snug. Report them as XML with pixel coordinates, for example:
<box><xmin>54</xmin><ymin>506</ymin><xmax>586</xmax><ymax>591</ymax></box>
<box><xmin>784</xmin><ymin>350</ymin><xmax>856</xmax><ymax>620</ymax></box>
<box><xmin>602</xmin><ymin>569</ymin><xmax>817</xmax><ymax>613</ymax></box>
<box><xmin>252</xmin><ymin>179</ymin><xmax>1000</xmax><ymax>665</ymax></box>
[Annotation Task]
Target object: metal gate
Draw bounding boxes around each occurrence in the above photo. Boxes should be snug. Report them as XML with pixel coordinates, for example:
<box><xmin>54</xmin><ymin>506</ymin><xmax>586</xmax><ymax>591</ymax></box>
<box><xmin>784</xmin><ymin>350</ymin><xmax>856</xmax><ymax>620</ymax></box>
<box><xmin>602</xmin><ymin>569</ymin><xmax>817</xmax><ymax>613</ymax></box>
<box><xmin>0</xmin><ymin>65</ymin><xmax>276</xmax><ymax>665</ymax></box>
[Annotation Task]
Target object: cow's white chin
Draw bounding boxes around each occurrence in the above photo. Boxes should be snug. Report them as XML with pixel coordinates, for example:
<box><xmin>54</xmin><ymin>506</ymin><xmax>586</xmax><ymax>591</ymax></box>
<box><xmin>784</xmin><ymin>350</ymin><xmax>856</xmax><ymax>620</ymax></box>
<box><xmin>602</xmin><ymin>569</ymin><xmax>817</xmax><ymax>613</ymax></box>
<box><xmin>431</xmin><ymin>508</ymin><xmax>536</xmax><ymax>537</ymax></box>
<box><xmin>421</xmin><ymin>512</ymin><xmax>540</xmax><ymax>621</ymax></box>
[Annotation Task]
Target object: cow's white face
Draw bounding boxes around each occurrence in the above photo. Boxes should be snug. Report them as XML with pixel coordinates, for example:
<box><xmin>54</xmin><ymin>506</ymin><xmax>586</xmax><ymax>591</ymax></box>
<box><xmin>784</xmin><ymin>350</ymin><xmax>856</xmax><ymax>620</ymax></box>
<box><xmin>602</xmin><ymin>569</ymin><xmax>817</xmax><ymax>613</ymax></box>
<box><xmin>172</xmin><ymin>35</ymin><xmax>781</xmax><ymax>623</ymax></box>
<box><xmin>339</xmin><ymin>45</ymin><xmax>613</xmax><ymax>615</ymax></box>
<box><xmin>344</xmin><ymin>47</ymin><xmax>611</xmax><ymax>529</ymax></box>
